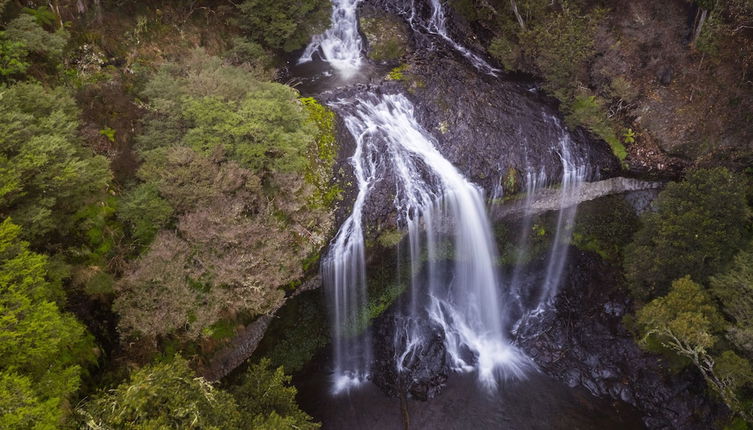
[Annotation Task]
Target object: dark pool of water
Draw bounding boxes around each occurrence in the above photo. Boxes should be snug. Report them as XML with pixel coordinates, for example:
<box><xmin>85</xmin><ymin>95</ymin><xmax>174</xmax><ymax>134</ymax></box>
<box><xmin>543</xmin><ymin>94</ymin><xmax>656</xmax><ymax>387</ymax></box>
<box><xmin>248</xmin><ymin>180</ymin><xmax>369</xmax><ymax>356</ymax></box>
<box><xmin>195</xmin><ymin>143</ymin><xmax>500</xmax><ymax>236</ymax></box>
<box><xmin>284</xmin><ymin>53</ymin><xmax>392</xmax><ymax>96</ymax></box>
<box><xmin>295</xmin><ymin>353</ymin><xmax>645</xmax><ymax>430</ymax></box>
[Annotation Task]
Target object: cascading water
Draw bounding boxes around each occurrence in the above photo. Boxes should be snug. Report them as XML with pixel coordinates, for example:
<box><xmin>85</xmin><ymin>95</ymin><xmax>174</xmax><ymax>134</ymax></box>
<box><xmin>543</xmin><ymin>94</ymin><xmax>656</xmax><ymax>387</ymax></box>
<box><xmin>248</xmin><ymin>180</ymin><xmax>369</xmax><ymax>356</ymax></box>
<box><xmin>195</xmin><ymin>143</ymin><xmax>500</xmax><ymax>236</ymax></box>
<box><xmin>537</xmin><ymin>116</ymin><xmax>588</xmax><ymax>305</ymax></box>
<box><xmin>299</xmin><ymin>0</ymin><xmax>363</xmax><ymax>75</ymax></box>
<box><xmin>411</xmin><ymin>0</ymin><xmax>500</xmax><ymax>76</ymax></box>
<box><xmin>335</xmin><ymin>94</ymin><xmax>530</xmax><ymax>390</ymax></box>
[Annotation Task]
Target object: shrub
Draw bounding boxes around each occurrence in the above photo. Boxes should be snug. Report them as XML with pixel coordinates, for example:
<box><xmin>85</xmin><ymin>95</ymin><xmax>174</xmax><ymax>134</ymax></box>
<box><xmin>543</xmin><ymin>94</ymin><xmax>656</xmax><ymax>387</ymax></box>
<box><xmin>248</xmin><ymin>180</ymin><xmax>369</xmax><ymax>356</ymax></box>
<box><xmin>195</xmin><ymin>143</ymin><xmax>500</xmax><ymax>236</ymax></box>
<box><xmin>237</xmin><ymin>0</ymin><xmax>331</xmax><ymax>52</ymax></box>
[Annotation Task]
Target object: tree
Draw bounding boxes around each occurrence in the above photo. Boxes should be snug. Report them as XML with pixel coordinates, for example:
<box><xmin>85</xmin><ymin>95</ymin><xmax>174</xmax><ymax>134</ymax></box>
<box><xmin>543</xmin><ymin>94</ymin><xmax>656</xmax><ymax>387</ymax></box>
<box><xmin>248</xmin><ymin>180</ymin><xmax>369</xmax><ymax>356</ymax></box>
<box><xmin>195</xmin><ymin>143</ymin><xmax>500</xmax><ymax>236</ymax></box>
<box><xmin>3</xmin><ymin>14</ymin><xmax>68</xmax><ymax>63</ymax></box>
<box><xmin>0</xmin><ymin>83</ymin><xmax>111</xmax><ymax>246</ymax></box>
<box><xmin>230</xmin><ymin>358</ymin><xmax>319</xmax><ymax>429</ymax></box>
<box><xmin>78</xmin><ymin>356</ymin><xmax>241</xmax><ymax>429</ymax></box>
<box><xmin>636</xmin><ymin>276</ymin><xmax>753</xmax><ymax>420</ymax></box>
<box><xmin>624</xmin><ymin>168</ymin><xmax>750</xmax><ymax>300</ymax></box>
<box><xmin>712</xmin><ymin>244</ymin><xmax>753</xmax><ymax>358</ymax></box>
<box><xmin>114</xmin><ymin>52</ymin><xmax>336</xmax><ymax>341</ymax></box>
<box><xmin>78</xmin><ymin>356</ymin><xmax>319</xmax><ymax>429</ymax></box>
<box><xmin>117</xmin><ymin>184</ymin><xmax>173</xmax><ymax>248</ymax></box>
<box><xmin>0</xmin><ymin>218</ymin><xmax>95</xmax><ymax>429</ymax></box>
<box><xmin>237</xmin><ymin>0</ymin><xmax>331</xmax><ymax>52</ymax></box>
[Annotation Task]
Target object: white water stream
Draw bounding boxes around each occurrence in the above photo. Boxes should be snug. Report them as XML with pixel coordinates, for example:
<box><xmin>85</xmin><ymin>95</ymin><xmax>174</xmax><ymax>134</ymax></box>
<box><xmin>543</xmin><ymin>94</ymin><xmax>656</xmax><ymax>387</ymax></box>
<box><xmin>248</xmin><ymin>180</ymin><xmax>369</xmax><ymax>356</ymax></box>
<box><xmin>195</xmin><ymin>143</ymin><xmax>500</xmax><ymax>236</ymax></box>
<box><xmin>299</xmin><ymin>0</ymin><xmax>363</xmax><ymax>76</ymax></box>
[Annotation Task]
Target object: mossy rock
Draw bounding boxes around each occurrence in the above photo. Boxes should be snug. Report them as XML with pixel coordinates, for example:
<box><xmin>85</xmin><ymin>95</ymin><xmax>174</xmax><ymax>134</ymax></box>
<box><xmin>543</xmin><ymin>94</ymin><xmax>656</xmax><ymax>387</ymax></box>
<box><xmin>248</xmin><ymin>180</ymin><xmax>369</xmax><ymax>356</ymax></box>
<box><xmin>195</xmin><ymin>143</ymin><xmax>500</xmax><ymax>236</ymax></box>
<box><xmin>359</xmin><ymin>13</ymin><xmax>409</xmax><ymax>62</ymax></box>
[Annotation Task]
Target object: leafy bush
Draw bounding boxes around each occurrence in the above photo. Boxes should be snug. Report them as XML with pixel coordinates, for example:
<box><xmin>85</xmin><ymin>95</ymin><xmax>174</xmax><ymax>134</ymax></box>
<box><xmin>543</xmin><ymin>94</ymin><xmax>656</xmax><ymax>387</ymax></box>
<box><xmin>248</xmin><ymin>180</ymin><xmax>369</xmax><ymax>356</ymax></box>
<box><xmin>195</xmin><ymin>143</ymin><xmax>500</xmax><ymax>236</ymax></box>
<box><xmin>115</xmin><ymin>51</ymin><xmax>336</xmax><ymax>341</ymax></box>
<box><xmin>237</xmin><ymin>0</ymin><xmax>331</xmax><ymax>52</ymax></box>
<box><xmin>518</xmin><ymin>6</ymin><xmax>602</xmax><ymax>97</ymax></box>
<box><xmin>0</xmin><ymin>33</ymin><xmax>28</xmax><ymax>78</ymax></box>
<box><xmin>117</xmin><ymin>183</ymin><xmax>173</xmax><ymax>247</ymax></box>
<box><xmin>489</xmin><ymin>36</ymin><xmax>521</xmax><ymax>71</ymax></box>
<box><xmin>566</xmin><ymin>93</ymin><xmax>627</xmax><ymax>161</ymax></box>
<box><xmin>79</xmin><ymin>356</ymin><xmax>241</xmax><ymax>429</ymax></box>
<box><xmin>230</xmin><ymin>358</ymin><xmax>319</xmax><ymax>429</ymax></box>
<box><xmin>636</xmin><ymin>276</ymin><xmax>753</xmax><ymax>420</ymax></box>
<box><xmin>78</xmin><ymin>355</ymin><xmax>319</xmax><ymax>429</ymax></box>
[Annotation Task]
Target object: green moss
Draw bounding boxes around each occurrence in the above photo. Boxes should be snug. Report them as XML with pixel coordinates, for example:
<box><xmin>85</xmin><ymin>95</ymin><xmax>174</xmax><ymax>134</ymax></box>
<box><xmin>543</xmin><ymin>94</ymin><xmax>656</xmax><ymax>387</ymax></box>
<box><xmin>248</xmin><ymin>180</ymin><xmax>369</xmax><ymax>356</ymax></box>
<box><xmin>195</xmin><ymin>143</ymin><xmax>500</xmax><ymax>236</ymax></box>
<box><xmin>388</xmin><ymin>64</ymin><xmax>408</xmax><ymax>81</ymax></box>
<box><xmin>359</xmin><ymin>15</ymin><xmax>409</xmax><ymax>62</ymax></box>
<box><xmin>503</xmin><ymin>167</ymin><xmax>520</xmax><ymax>195</ymax></box>
<box><xmin>345</xmin><ymin>282</ymin><xmax>407</xmax><ymax>337</ymax></box>
<box><xmin>204</xmin><ymin>319</ymin><xmax>237</xmax><ymax>341</ymax></box>
<box><xmin>301</xmin><ymin>97</ymin><xmax>342</xmax><ymax>208</ymax></box>
<box><xmin>377</xmin><ymin>229</ymin><xmax>405</xmax><ymax>248</ymax></box>
<box><xmin>566</xmin><ymin>93</ymin><xmax>627</xmax><ymax>161</ymax></box>
<box><xmin>255</xmin><ymin>291</ymin><xmax>329</xmax><ymax>373</ymax></box>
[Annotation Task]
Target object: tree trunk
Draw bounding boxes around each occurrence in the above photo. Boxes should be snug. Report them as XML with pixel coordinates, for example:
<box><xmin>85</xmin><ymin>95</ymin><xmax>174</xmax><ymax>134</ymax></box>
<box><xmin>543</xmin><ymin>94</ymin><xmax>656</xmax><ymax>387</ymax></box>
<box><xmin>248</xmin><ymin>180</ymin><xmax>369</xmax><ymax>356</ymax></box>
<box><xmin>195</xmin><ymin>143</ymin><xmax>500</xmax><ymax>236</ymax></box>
<box><xmin>510</xmin><ymin>0</ymin><xmax>526</xmax><ymax>31</ymax></box>
<box><xmin>691</xmin><ymin>8</ymin><xmax>709</xmax><ymax>47</ymax></box>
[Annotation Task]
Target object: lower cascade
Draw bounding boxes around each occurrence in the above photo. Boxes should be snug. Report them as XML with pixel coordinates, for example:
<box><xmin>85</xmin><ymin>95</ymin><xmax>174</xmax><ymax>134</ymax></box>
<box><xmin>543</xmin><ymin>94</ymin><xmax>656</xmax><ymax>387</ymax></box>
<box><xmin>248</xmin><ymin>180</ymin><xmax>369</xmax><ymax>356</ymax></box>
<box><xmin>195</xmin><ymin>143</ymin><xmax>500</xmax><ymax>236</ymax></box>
<box><xmin>324</xmin><ymin>93</ymin><xmax>531</xmax><ymax>392</ymax></box>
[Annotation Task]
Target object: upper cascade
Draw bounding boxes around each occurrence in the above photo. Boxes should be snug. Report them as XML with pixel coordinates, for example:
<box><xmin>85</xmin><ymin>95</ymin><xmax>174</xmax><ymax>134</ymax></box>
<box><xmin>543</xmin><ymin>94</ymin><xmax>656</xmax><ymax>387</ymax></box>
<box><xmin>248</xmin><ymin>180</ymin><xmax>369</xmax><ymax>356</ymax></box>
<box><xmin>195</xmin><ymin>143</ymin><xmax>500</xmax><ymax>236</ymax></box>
<box><xmin>299</xmin><ymin>0</ymin><xmax>363</xmax><ymax>76</ymax></box>
<box><xmin>410</xmin><ymin>0</ymin><xmax>501</xmax><ymax>76</ymax></box>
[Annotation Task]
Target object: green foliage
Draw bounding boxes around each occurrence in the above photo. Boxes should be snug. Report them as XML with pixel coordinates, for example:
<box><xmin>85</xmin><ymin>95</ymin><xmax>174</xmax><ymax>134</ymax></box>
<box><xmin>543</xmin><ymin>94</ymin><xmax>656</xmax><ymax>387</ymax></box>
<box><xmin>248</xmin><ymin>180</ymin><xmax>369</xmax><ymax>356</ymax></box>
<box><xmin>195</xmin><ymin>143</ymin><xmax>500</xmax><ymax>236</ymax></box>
<box><xmin>226</xmin><ymin>37</ymin><xmax>273</xmax><ymax>72</ymax></box>
<box><xmin>117</xmin><ymin>183</ymin><xmax>173</xmax><ymax>247</ymax></box>
<box><xmin>388</xmin><ymin>64</ymin><xmax>408</xmax><ymax>80</ymax></box>
<box><xmin>21</xmin><ymin>6</ymin><xmax>57</xmax><ymax>28</ymax></box>
<box><xmin>0</xmin><ymin>33</ymin><xmax>29</xmax><ymax>78</ymax></box>
<box><xmin>636</xmin><ymin>276</ymin><xmax>725</xmax><ymax>354</ymax></box>
<box><xmin>625</xmin><ymin>168</ymin><xmax>750</xmax><ymax>300</ymax></box>
<box><xmin>99</xmin><ymin>126</ymin><xmax>116</xmax><ymax>142</ymax></box>
<box><xmin>0</xmin><ymin>218</ymin><xmax>95</xmax><ymax>429</ymax></box>
<box><xmin>636</xmin><ymin>276</ymin><xmax>753</xmax><ymax>420</ymax></box>
<box><xmin>377</xmin><ymin>229</ymin><xmax>405</xmax><ymax>248</ymax></box>
<box><xmin>566</xmin><ymin>93</ymin><xmax>627</xmax><ymax>161</ymax></box>
<box><xmin>237</xmin><ymin>0</ymin><xmax>331</xmax><ymax>52</ymax></box>
<box><xmin>716</xmin><ymin>350</ymin><xmax>753</xmax><ymax>393</ymax></box>
<box><xmin>712</xmin><ymin>245</ymin><xmax>753</xmax><ymax>357</ymax></box>
<box><xmin>623</xmin><ymin>128</ymin><xmax>636</xmax><ymax>144</ymax></box>
<box><xmin>230</xmin><ymin>358</ymin><xmax>319</xmax><ymax>429</ymax></box>
<box><xmin>518</xmin><ymin>6</ymin><xmax>602</xmax><ymax>96</ymax></box>
<box><xmin>4</xmin><ymin>14</ymin><xmax>68</xmax><ymax>65</ymax></box>
<box><xmin>257</xmin><ymin>293</ymin><xmax>329</xmax><ymax>373</ymax></box>
<box><xmin>346</xmin><ymin>283</ymin><xmax>406</xmax><ymax>337</ymax></box>
<box><xmin>571</xmin><ymin>195</ymin><xmax>640</xmax><ymax>261</ymax></box>
<box><xmin>117</xmin><ymin>52</ymin><xmax>335</xmax><ymax>341</ymax></box>
<box><xmin>139</xmin><ymin>50</ymin><xmax>318</xmax><ymax>179</ymax></box>
<box><xmin>359</xmin><ymin>15</ymin><xmax>409</xmax><ymax>62</ymax></box>
<box><xmin>489</xmin><ymin>36</ymin><xmax>520</xmax><ymax>71</ymax></box>
<box><xmin>0</xmin><ymin>82</ymin><xmax>110</xmax><ymax>246</ymax></box>
<box><xmin>79</xmin><ymin>356</ymin><xmax>241</xmax><ymax>429</ymax></box>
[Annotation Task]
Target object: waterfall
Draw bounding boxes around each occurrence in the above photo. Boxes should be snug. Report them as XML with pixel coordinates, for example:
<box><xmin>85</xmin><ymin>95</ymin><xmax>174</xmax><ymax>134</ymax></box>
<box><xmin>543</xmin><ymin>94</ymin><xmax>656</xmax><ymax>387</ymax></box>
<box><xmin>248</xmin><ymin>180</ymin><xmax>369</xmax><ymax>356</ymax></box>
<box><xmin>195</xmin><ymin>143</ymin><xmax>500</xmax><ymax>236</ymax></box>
<box><xmin>414</xmin><ymin>0</ymin><xmax>501</xmax><ymax>76</ymax></box>
<box><xmin>299</xmin><ymin>0</ymin><xmax>363</xmax><ymax>76</ymax></box>
<box><xmin>330</xmin><ymin>93</ymin><xmax>529</xmax><ymax>391</ymax></box>
<box><xmin>307</xmin><ymin>0</ymin><xmax>590</xmax><ymax>395</ymax></box>
<box><xmin>537</xmin><ymin>117</ymin><xmax>587</xmax><ymax>305</ymax></box>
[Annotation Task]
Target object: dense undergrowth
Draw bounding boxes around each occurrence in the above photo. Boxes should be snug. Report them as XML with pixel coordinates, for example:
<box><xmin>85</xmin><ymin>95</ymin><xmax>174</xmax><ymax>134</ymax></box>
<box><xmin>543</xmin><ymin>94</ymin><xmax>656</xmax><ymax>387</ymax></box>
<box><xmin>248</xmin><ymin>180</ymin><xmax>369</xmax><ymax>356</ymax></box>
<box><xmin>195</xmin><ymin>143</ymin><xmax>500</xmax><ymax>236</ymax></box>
<box><xmin>1</xmin><ymin>0</ymin><xmax>334</xmax><ymax>428</ymax></box>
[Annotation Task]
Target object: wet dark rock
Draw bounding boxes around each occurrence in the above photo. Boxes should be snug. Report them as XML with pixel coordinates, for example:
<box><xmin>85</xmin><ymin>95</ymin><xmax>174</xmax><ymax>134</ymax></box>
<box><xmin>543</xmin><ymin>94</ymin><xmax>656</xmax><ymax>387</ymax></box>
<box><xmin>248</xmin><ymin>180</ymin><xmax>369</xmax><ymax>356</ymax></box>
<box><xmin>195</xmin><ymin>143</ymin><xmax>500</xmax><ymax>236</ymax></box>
<box><xmin>371</xmin><ymin>312</ymin><xmax>450</xmax><ymax>400</ymax></box>
<box><xmin>657</xmin><ymin>65</ymin><xmax>673</xmax><ymax>85</ymax></box>
<box><xmin>515</xmin><ymin>249</ymin><xmax>727</xmax><ymax>429</ymax></box>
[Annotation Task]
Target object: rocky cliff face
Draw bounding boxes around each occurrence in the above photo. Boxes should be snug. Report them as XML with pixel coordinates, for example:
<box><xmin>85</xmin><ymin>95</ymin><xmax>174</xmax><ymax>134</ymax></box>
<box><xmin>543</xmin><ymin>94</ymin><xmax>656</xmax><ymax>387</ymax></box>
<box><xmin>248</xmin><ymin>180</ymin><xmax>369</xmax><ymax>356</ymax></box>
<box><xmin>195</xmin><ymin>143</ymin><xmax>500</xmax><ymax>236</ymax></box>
<box><xmin>515</xmin><ymin>248</ymin><xmax>726</xmax><ymax>429</ymax></box>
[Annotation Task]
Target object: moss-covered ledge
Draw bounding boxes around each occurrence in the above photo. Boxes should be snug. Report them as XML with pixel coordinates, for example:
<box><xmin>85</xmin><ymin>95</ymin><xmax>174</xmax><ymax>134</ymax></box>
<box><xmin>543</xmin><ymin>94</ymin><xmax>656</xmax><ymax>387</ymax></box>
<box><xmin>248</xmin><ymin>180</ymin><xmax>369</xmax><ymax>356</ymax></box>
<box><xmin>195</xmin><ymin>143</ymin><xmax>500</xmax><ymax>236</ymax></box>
<box><xmin>359</xmin><ymin>8</ymin><xmax>410</xmax><ymax>63</ymax></box>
